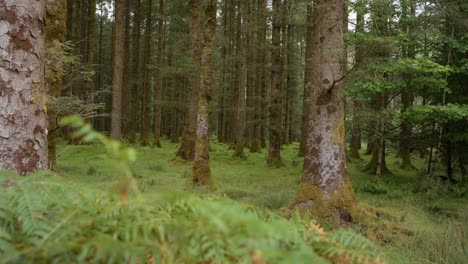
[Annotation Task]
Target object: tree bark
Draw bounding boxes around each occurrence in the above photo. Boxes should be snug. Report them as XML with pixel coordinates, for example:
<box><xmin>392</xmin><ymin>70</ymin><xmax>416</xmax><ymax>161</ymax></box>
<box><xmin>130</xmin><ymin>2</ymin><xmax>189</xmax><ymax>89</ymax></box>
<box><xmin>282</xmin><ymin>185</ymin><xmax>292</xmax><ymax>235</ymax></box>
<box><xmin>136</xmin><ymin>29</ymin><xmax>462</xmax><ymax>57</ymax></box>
<box><xmin>232</xmin><ymin>1</ymin><xmax>247</xmax><ymax>159</ymax></box>
<box><xmin>129</xmin><ymin>0</ymin><xmax>141</xmax><ymax>144</ymax></box>
<box><xmin>0</xmin><ymin>0</ymin><xmax>49</xmax><ymax>175</ymax></box>
<box><xmin>110</xmin><ymin>0</ymin><xmax>126</xmax><ymax>140</ymax></box>
<box><xmin>251</xmin><ymin>0</ymin><xmax>267</xmax><ymax>153</ymax></box>
<box><xmin>153</xmin><ymin>0</ymin><xmax>165</xmax><ymax>148</ymax></box>
<box><xmin>295</xmin><ymin>0</ymin><xmax>356</xmax><ymax>223</ymax></box>
<box><xmin>267</xmin><ymin>0</ymin><xmax>284</xmax><ymax>167</ymax></box>
<box><xmin>176</xmin><ymin>0</ymin><xmax>202</xmax><ymax>160</ymax></box>
<box><xmin>140</xmin><ymin>0</ymin><xmax>153</xmax><ymax>145</ymax></box>
<box><xmin>192</xmin><ymin>0</ymin><xmax>217</xmax><ymax>187</ymax></box>
<box><xmin>349</xmin><ymin>0</ymin><xmax>365</xmax><ymax>160</ymax></box>
<box><xmin>399</xmin><ymin>0</ymin><xmax>415</xmax><ymax>170</ymax></box>
<box><xmin>85</xmin><ymin>0</ymin><xmax>96</xmax><ymax>106</ymax></box>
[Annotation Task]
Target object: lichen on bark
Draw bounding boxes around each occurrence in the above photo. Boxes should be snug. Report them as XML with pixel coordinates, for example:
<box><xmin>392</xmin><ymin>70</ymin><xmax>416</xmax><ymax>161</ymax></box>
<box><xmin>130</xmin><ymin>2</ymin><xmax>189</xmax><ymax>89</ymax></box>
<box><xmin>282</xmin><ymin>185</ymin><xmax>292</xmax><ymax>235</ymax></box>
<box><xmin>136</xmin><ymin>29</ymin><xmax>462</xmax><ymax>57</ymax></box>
<box><xmin>191</xmin><ymin>0</ymin><xmax>216</xmax><ymax>188</ymax></box>
<box><xmin>294</xmin><ymin>0</ymin><xmax>357</xmax><ymax>224</ymax></box>
<box><xmin>0</xmin><ymin>0</ymin><xmax>48</xmax><ymax>175</ymax></box>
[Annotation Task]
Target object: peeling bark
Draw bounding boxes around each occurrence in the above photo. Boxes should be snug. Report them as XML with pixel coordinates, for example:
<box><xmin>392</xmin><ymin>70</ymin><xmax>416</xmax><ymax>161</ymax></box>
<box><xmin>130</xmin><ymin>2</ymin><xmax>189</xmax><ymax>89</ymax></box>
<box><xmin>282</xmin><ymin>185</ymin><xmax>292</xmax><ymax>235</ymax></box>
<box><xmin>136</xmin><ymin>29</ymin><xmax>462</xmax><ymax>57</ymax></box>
<box><xmin>295</xmin><ymin>0</ymin><xmax>356</xmax><ymax>223</ymax></box>
<box><xmin>0</xmin><ymin>0</ymin><xmax>48</xmax><ymax>175</ymax></box>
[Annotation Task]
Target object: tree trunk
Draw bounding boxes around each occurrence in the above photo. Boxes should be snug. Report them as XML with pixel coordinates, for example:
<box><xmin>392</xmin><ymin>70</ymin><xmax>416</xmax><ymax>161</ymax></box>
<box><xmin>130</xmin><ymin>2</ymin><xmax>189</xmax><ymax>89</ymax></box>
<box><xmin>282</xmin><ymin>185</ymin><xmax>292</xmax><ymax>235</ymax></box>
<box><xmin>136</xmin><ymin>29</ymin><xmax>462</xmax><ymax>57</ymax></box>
<box><xmin>300</xmin><ymin>1</ymin><xmax>314</xmax><ymax>157</ymax></box>
<box><xmin>153</xmin><ymin>0</ymin><xmax>165</xmax><ymax>148</ymax></box>
<box><xmin>110</xmin><ymin>0</ymin><xmax>126</xmax><ymax>140</ymax></box>
<box><xmin>122</xmin><ymin>0</ymin><xmax>131</xmax><ymax>135</ymax></box>
<box><xmin>192</xmin><ymin>0</ymin><xmax>217</xmax><ymax>187</ymax></box>
<box><xmin>399</xmin><ymin>0</ymin><xmax>415</xmax><ymax>170</ymax></box>
<box><xmin>294</xmin><ymin>0</ymin><xmax>356</xmax><ymax>223</ymax></box>
<box><xmin>176</xmin><ymin>0</ymin><xmax>202</xmax><ymax>160</ymax></box>
<box><xmin>45</xmin><ymin>0</ymin><xmax>67</xmax><ymax>169</ymax></box>
<box><xmin>85</xmin><ymin>0</ymin><xmax>96</xmax><ymax>106</ymax></box>
<box><xmin>217</xmin><ymin>0</ymin><xmax>228</xmax><ymax>143</ymax></box>
<box><xmin>349</xmin><ymin>1</ymin><xmax>365</xmax><ymax>160</ymax></box>
<box><xmin>129</xmin><ymin>0</ymin><xmax>141</xmax><ymax>144</ymax></box>
<box><xmin>232</xmin><ymin>1</ymin><xmax>247</xmax><ymax>159</ymax></box>
<box><xmin>251</xmin><ymin>0</ymin><xmax>267</xmax><ymax>153</ymax></box>
<box><xmin>140</xmin><ymin>0</ymin><xmax>153</xmax><ymax>145</ymax></box>
<box><xmin>0</xmin><ymin>0</ymin><xmax>49</xmax><ymax>175</ymax></box>
<box><xmin>267</xmin><ymin>0</ymin><xmax>284</xmax><ymax>167</ymax></box>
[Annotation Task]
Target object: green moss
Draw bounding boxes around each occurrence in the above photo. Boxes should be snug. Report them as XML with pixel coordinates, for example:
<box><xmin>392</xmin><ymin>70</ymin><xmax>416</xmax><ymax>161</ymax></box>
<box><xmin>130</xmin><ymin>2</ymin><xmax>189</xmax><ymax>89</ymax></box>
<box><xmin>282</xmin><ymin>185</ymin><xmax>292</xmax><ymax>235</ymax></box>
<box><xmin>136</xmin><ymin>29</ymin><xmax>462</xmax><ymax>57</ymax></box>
<box><xmin>295</xmin><ymin>182</ymin><xmax>356</xmax><ymax>226</ymax></box>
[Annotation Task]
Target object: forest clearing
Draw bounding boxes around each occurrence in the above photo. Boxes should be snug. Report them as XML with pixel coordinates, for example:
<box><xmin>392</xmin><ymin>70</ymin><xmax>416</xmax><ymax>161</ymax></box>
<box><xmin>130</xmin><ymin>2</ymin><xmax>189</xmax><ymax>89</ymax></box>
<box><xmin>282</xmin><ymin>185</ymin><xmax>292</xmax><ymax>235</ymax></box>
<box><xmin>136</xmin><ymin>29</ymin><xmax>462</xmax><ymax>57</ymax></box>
<box><xmin>0</xmin><ymin>0</ymin><xmax>467</xmax><ymax>263</ymax></box>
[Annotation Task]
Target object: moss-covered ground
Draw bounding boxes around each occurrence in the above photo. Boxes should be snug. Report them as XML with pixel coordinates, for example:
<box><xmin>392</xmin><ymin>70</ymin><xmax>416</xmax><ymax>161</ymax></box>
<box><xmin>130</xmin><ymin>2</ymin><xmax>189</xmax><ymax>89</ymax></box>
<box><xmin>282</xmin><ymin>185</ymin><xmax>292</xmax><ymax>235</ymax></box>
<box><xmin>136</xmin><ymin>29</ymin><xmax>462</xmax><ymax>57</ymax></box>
<box><xmin>54</xmin><ymin>138</ymin><xmax>467</xmax><ymax>264</ymax></box>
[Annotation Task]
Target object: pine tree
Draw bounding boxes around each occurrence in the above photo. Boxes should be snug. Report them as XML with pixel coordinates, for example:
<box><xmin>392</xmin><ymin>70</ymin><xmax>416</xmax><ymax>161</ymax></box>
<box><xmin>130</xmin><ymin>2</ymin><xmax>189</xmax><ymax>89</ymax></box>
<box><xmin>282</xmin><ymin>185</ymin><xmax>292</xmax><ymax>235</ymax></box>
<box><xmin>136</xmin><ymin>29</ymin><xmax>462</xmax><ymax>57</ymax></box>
<box><xmin>110</xmin><ymin>0</ymin><xmax>127</xmax><ymax>139</ymax></box>
<box><xmin>0</xmin><ymin>0</ymin><xmax>49</xmax><ymax>175</ymax></box>
<box><xmin>192</xmin><ymin>0</ymin><xmax>217</xmax><ymax>187</ymax></box>
<box><xmin>267</xmin><ymin>0</ymin><xmax>285</xmax><ymax>167</ymax></box>
<box><xmin>295</xmin><ymin>0</ymin><xmax>356</xmax><ymax>223</ymax></box>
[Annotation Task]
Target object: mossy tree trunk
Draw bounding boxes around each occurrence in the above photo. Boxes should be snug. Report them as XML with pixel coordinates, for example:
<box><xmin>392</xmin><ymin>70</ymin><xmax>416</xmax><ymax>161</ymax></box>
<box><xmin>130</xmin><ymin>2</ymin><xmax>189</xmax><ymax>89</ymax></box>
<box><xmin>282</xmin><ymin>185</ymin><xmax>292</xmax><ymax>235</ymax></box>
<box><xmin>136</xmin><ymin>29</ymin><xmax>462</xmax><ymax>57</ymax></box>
<box><xmin>176</xmin><ymin>0</ymin><xmax>202</xmax><ymax>160</ymax></box>
<box><xmin>0</xmin><ymin>0</ymin><xmax>48</xmax><ymax>175</ymax></box>
<box><xmin>110</xmin><ymin>0</ymin><xmax>126</xmax><ymax>140</ymax></box>
<box><xmin>129</xmin><ymin>0</ymin><xmax>141</xmax><ymax>144</ymax></box>
<box><xmin>267</xmin><ymin>0</ymin><xmax>284</xmax><ymax>168</ymax></box>
<box><xmin>45</xmin><ymin>0</ymin><xmax>67</xmax><ymax>169</ymax></box>
<box><xmin>192</xmin><ymin>0</ymin><xmax>217</xmax><ymax>187</ymax></box>
<box><xmin>153</xmin><ymin>0</ymin><xmax>165</xmax><ymax>148</ymax></box>
<box><xmin>140</xmin><ymin>0</ymin><xmax>153</xmax><ymax>145</ymax></box>
<box><xmin>295</xmin><ymin>0</ymin><xmax>356</xmax><ymax>223</ymax></box>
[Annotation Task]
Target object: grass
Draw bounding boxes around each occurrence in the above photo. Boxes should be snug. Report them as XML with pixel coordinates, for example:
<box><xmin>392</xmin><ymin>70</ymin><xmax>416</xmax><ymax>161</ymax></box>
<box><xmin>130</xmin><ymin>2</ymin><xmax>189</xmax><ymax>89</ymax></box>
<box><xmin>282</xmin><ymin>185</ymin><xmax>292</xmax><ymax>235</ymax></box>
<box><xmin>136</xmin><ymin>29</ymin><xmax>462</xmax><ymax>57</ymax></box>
<box><xmin>49</xmin><ymin>138</ymin><xmax>468</xmax><ymax>263</ymax></box>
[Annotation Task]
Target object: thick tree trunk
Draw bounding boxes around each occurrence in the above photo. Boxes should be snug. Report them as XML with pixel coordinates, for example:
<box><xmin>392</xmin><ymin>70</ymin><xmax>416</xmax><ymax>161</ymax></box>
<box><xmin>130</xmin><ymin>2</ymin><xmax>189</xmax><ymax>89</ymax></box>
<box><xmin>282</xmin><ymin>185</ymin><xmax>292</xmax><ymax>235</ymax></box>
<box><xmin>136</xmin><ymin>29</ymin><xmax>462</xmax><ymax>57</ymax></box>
<box><xmin>267</xmin><ymin>0</ymin><xmax>284</xmax><ymax>167</ymax></box>
<box><xmin>45</xmin><ymin>0</ymin><xmax>67</xmax><ymax>169</ymax></box>
<box><xmin>140</xmin><ymin>0</ymin><xmax>153</xmax><ymax>145</ymax></box>
<box><xmin>153</xmin><ymin>0</ymin><xmax>165</xmax><ymax>148</ymax></box>
<box><xmin>192</xmin><ymin>0</ymin><xmax>217</xmax><ymax>187</ymax></box>
<box><xmin>129</xmin><ymin>0</ymin><xmax>141</xmax><ymax>144</ymax></box>
<box><xmin>110</xmin><ymin>0</ymin><xmax>126</xmax><ymax>140</ymax></box>
<box><xmin>176</xmin><ymin>0</ymin><xmax>202</xmax><ymax>160</ymax></box>
<box><xmin>295</xmin><ymin>0</ymin><xmax>356</xmax><ymax>223</ymax></box>
<box><xmin>0</xmin><ymin>0</ymin><xmax>49</xmax><ymax>175</ymax></box>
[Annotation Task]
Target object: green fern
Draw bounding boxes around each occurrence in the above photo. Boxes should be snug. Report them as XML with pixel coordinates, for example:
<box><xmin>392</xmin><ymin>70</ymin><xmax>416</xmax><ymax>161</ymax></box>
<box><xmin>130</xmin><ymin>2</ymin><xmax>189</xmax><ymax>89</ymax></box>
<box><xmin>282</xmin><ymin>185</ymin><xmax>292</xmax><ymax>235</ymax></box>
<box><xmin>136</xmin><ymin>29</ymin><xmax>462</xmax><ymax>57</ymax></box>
<box><xmin>0</xmin><ymin>117</ymin><xmax>386</xmax><ymax>263</ymax></box>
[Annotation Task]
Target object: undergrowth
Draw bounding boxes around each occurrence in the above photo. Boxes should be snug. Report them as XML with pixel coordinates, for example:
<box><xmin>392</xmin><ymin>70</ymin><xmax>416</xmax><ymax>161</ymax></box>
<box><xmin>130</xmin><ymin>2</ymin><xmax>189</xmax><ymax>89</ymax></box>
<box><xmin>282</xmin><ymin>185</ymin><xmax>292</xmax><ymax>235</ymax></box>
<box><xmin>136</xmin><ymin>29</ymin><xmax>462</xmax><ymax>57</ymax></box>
<box><xmin>0</xmin><ymin>118</ymin><xmax>466</xmax><ymax>263</ymax></box>
<box><xmin>0</xmin><ymin>174</ymin><xmax>383</xmax><ymax>263</ymax></box>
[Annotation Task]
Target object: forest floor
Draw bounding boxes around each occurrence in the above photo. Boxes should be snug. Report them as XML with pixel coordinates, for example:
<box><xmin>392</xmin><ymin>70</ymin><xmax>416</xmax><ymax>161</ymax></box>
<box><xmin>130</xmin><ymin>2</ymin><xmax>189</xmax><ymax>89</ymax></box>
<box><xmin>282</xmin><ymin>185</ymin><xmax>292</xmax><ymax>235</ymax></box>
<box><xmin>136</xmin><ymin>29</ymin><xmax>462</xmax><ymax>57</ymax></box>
<box><xmin>54</xmin><ymin>138</ymin><xmax>467</xmax><ymax>264</ymax></box>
